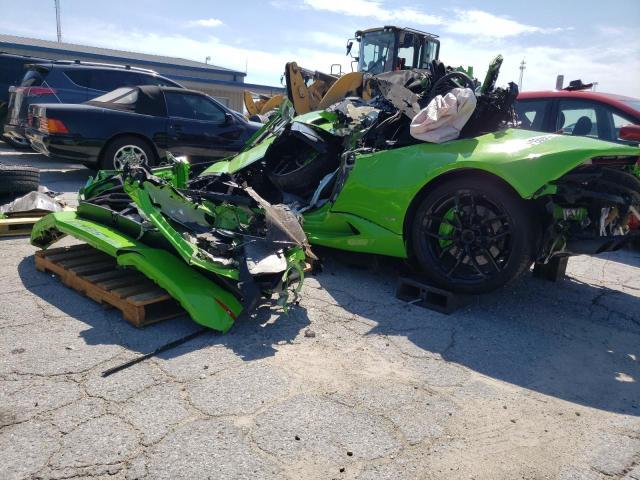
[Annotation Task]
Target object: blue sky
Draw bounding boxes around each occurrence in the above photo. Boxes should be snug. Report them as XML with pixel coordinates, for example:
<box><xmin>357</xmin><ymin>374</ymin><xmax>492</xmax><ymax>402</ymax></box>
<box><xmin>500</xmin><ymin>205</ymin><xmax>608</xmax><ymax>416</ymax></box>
<box><xmin>1</xmin><ymin>0</ymin><xmax>639</xmax><ymax>95</ymax></box>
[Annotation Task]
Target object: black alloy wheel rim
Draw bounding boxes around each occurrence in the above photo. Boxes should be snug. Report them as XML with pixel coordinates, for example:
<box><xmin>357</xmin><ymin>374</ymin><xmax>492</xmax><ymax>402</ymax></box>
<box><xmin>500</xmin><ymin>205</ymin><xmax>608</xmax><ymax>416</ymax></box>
<box><xmin>420</xmin><ymin>191</ymin><xmax>513</xmax><ymax>284</ymax></box>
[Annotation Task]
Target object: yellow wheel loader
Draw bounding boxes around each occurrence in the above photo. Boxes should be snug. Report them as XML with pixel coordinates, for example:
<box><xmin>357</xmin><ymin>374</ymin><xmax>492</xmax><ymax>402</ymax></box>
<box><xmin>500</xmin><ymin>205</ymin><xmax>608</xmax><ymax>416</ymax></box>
<box><xmin>244</xmin><ymin>26</ymin><xmax>442</xmax><ymax>118</ymax></box>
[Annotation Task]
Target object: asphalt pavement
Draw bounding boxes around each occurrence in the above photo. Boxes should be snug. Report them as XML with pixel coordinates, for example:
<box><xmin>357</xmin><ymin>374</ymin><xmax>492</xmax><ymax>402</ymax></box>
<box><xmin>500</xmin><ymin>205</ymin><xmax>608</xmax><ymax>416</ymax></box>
<box><xmin>0</xmin><ymin>140</ymin><xmax>639</xmax><ymax>480</ymax></box>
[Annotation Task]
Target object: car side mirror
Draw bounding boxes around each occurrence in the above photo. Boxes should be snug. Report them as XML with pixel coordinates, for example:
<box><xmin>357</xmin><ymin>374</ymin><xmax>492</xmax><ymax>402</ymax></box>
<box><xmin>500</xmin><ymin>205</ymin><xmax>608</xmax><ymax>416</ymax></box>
<box><xmin>619</xmin><ymin>124</ymin><xmax>640</xmax><ymax>142</ymax></box>
<box><xmin>224</xmin><ymin>112</ymin><xmax>234</xmax><ymax>124</ymax></box>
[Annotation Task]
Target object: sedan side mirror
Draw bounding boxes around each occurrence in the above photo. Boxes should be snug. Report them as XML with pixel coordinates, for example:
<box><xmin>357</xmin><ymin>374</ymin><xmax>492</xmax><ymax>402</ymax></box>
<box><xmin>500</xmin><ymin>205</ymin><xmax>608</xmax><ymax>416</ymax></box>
<box><xmin>224</xmin><ymin>112</ymin><xmax>234</xmax><ymax>124</ymax></box>
<box><xmin>619</xmin><ymin>124</ymin><xmax>640</xmax><ymax>142</ymax></box>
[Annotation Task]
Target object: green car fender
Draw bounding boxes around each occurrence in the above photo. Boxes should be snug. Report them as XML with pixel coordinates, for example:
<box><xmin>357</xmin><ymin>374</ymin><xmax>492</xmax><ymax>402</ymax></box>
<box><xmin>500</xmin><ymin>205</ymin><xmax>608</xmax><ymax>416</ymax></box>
<box><xmin>329</xmin><ymin>129</ymin><xmax>640</xmax><ymax>237</ymax></box>
<box><xmin>31</xmin><ymin>211</ymin><xmax>241</xmax><ymax>332</ymax></box>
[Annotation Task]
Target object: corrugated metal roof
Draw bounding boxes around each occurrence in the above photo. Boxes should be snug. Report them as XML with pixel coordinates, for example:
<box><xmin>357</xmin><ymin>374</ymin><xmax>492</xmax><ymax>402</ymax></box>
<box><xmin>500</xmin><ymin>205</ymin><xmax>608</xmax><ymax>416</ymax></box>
<box><xmin>0</xmin><ymin>34</ymin><xmax>244</xmax><ymax>75</ymax></box>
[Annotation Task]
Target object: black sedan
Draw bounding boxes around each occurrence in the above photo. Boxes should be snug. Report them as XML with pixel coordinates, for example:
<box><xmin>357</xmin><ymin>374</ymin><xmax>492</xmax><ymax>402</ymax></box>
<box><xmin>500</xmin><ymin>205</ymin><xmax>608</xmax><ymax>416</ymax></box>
<box><xmin>25</xmin><ymin>86</ymin><xmax>261</xmax><ymax>169</ymax></box>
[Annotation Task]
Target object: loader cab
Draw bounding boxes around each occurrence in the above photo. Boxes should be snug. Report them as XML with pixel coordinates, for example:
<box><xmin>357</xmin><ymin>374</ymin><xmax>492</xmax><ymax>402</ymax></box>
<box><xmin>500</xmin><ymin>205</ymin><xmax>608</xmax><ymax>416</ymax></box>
<box><xmin>354</xmin><ymin>26</ymin><xmax>440</xmax><ymax>75</ymax></box>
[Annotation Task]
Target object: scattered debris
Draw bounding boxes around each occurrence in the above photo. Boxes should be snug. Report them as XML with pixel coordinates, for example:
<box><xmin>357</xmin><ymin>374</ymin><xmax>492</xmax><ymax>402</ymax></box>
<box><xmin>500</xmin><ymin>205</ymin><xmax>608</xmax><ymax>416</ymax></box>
<box><xmin>0</xmin><ymin>187</ymin><xmax>67</xmax><ymax>236</ymax></box>
<box><xmin>0</xmin><ymin>187</ymin><xmax>65</xmax><ymax>216</ymax></box>
<box><xmin>0</xmin><ymin>186</ymin><xmax>67</xmax><ymax>237</ymax></box>
<box><xmin>304</xmin><ymin>329</ymin><xmax>316</xmax><ymax>338</ymax></box>
<box><xmin>102</xmin><ymin>328</ymin><xmax>211</xmax><ymax>377</ymax></box>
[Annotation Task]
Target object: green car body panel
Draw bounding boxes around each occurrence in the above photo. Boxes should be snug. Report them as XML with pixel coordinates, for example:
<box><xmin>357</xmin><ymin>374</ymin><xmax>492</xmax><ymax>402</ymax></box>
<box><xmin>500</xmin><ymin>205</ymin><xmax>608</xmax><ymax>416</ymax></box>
<box><xmin>30</xmin><ymin>159</ymin><xmax>306</xmax><ymax>333</ymax></box>
<box><xmin>31</xmin><ymin>211</ymin><xmax>241</xmax><ymax>332</ymax></box>
<box><xmin>204</xmin><ymin>121</ymin><xmax>640</xmax><ymax>259</ymax></box>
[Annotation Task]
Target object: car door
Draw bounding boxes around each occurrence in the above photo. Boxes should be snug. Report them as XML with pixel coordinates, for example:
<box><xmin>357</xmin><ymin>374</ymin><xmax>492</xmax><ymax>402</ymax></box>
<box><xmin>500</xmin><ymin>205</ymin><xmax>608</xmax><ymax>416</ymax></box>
<box><xmin>514</xmin><ymin>99</ymin><xmax>553</xmax><ymax>132</ymax></box>
<box><xmin>598</xmin><ymin>105</ymin><xmax>640</xmax><ymax>146</ymax></box>
<box><xmin>553</xmin><ymin>99</ymin><xmax>607</xmax><ymax>140</ymax></box>
<box><xmin>164</xmin><ymin>91</ymin><xmax>244</xmax><ymax>160</ymax></box>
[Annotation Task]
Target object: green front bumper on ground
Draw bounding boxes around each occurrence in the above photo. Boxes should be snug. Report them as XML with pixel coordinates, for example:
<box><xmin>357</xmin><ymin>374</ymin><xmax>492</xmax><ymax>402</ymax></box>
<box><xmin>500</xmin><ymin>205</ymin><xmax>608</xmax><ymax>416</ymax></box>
<box><xmin>31</xmin><ymin>211</ymin><xmax>242</xmax><ymax>332</ymax></box>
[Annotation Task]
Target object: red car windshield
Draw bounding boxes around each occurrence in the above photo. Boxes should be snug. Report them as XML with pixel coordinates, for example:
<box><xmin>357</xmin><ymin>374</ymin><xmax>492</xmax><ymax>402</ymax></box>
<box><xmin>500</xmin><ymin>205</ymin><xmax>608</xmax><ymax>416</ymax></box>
<box><xmin>621</xmin><ymin>99</ymin><xmax>640</xmax><ymax>114</ymax></box>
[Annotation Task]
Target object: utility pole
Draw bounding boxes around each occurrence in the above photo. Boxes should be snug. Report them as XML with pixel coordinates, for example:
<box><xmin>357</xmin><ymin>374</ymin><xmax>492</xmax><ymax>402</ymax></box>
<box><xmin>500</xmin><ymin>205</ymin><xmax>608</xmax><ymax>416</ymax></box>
<box><xmin>518</xmin><ymin>59</ymin><xmax>526</xmax><ymax>91</ymax></box>
<box><xmin>54</xmin><ymin>0</ymin><xmax>62</xmax><ymax>43</ymax></box>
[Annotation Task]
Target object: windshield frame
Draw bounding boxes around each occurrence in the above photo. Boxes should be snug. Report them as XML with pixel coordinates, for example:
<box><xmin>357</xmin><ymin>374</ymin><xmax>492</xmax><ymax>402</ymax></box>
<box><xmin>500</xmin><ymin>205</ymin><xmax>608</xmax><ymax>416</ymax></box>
<box><xmin>621</xmin><ymin>99</ymin><xmax>640</xmax><ymax>115</ymax></box>
<box><xmin>357</xmin><ymin>30</ymin><xmax>396</xmax><ymax>75</ymax></box>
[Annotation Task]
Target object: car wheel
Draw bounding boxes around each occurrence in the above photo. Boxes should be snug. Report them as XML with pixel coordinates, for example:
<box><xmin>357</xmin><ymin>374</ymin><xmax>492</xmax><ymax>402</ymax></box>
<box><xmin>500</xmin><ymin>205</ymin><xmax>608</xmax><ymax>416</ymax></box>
<box><xmin>0</xmin><ymin>165</ymin><xmax>40</xmax><ymax>195</ymax></box>
<box><xmin>410</xmin><ymin>176</ymin><xmax>535</xmax><ymax>294</ymax></box>
<box><xmin>100</xmin><ymin>136</ymin><xmax>155</xmax><ymax>170</ymax></box>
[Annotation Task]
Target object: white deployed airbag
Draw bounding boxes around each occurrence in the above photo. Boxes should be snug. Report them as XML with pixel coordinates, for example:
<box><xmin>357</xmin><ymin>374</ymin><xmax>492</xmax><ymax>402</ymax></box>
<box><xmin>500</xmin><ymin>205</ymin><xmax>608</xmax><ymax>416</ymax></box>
<box><xmin>410</xmin><ymin>88</ymin><xmax>476</xmax><ymax>143</ymax></box>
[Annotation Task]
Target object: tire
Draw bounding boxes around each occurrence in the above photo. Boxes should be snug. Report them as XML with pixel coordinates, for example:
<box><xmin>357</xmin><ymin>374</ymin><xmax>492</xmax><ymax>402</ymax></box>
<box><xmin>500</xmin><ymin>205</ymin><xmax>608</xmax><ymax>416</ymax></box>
<box><xmin>0</xmin><ymin>165</ymin><xmax>40</xmax><ymax>195</ymax></box>
<box><xmin>267</xmin><ymin>149</ymin><xmax>335</xmax><ymax>197</ymax></box>
<box><xmin>100</xmin><ymin>136</ymin><xmax>156</xmax><ymax>170</ymax></box>
<box><xmin>410</xmin><ymin>176</ymin><xmax>536</xmax><ymax>294</ymax></box>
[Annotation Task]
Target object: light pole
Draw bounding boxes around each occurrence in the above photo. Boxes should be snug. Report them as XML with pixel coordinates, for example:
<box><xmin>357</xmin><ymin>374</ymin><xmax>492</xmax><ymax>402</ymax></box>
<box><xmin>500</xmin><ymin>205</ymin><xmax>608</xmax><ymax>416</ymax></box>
<box><xmin>54</xmin><ymin>0</ymin><xmax>62</xmax><ymax>43</ymax></box>
<box><xmin>518</xmin><ymin>59</ymin><xmax>526</xmax><ymax>91</ymax></box>
<box><xmin>205</xmin><ymin>56</ymin><xmax>211</xmax><ymax>64</ymax></box>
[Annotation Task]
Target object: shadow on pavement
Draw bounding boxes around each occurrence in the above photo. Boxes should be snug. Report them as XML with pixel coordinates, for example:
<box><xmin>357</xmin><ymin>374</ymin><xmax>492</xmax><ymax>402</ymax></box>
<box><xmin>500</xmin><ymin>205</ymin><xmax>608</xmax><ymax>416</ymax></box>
<box><xmin>314</xmin><ymin>248</ymin><xmax>640</xmax><ymax>417</ymax></box>
<box><xmin>17</xmin><ymin>241</ymin><xmax>639</xmax><ymax>415</ymax></box>
<box><xmin>17</xmin><ymin>256</ymin><xmax>311</xmax><ymax>364</ymax></box>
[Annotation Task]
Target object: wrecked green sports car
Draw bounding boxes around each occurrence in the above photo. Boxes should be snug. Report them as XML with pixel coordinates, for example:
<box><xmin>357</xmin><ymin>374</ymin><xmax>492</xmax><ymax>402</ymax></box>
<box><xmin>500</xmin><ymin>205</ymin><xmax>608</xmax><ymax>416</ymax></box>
<box><xmin>31</xmin><ymin>67</ymin><xmax>640</xmax><ymax>332</ymax></box>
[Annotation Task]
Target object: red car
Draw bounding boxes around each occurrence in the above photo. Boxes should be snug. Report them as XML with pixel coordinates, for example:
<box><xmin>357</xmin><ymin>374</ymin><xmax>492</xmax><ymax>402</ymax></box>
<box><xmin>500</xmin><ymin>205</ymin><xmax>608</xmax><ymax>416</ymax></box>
<box><xmin>516</xmin><ymin>89</ymin><xmax>640</xmax><ymax>231</ymax></box>
<box><xmin>515</xmin><ymin>89</ymin><xmax>640</xmax><ymax>146</ymax></box>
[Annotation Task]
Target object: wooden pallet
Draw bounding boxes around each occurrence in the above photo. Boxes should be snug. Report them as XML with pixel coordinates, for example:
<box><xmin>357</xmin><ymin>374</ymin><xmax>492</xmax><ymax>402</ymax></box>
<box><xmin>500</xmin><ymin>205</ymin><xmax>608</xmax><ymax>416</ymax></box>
<box><xmin>35</xmin><ymin>244</ymin><xmax>186</xmax><ymax>327</ymax></box>
<box><xmin>0</xmin><ymin>216</ymin><xmax>42</xmax><ymax>236</ymax></box>
<box><xmin>0</xmin><ymin>208</ymin><xmax>74</xmax><ymax>237</ymax></box>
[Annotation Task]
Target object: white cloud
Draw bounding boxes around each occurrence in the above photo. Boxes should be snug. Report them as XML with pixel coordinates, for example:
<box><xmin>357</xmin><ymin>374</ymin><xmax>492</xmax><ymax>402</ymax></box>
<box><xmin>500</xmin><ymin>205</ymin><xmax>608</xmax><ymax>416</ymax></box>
<box><xmin>302</xmin><ymin>1</ymin><xmax>569</xmax><ymax>39</ymax></box>
<box><xmin>187</xmin><ymin>18</ymin><xmax>223</xmax><ymax>28</ymax></box>
<box><xmin>440</xmin><ymin>36</ymin><xmax>640</xmax><ymax>96</ymax></box>
<box><xmin>84</xmin><ymin>23</ymin><xmax>639</xmax><ymax>96</ymax></box>
<box><xmin>302</xmin><ymin>0</ymin><xmax>443</xmax><ymax>25</ymax></box>
<box><xmin>446</xmin><ymin>10</ymin><xmax>547</xmax><ymax>38</ymax></box>
<box><xmin>307</xmin><ymin>31</ymin><xmax>350</xmax><ymax>49</ymax></box>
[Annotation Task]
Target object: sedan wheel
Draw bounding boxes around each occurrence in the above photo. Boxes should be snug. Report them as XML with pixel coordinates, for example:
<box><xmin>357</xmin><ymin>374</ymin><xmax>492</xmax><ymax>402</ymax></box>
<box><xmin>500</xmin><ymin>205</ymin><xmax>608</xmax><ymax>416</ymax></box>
<box><xmin>113</xmin><ymin>145</ymin><xmax>148</xmax><ymax>169</ymax></box>
<box><xmin>101</xmin><ymin>136</ymin><xmax>156</xmax><ymax>170</ymax></box>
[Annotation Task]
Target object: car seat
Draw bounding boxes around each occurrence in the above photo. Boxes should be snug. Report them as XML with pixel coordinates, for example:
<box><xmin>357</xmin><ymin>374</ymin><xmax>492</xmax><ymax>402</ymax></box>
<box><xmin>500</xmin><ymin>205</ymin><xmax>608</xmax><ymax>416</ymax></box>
<box><xmin>572</xmin><ymin>116</ymin><xmax>592</xmax><ymax>136</ymax></box>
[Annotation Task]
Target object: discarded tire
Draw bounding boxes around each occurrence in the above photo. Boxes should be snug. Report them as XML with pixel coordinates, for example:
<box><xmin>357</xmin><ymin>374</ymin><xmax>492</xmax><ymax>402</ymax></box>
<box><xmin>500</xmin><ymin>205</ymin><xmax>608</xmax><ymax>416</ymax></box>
<box><xmin>0</xmin><ymin>165</ymin><xmax>40</xmax><ymax>195</ymax></box>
